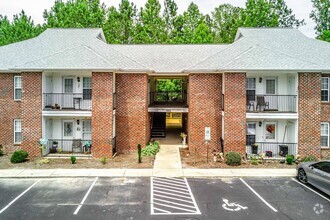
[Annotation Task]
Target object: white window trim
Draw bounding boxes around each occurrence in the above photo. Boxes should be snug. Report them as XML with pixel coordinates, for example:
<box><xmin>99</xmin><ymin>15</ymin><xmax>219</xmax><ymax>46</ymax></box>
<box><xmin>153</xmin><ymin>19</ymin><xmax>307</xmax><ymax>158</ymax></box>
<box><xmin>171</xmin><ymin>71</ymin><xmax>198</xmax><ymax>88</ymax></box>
<box><xmin>14</xmin><ymin>76</ymin><xmax>22</xmax><ymax>101</ymax></box>
<box><xmin>14</xmin><ymin>119</ymin><xmax>22</xmax><ymax>144</ymax></box>
<box><xmin>321</xmin><ymin>122</ymin><xmax>329</xmax><ymax>148</ymax></box>
<box><xmin>321</xmin><ymin>77</ymin><xmax>329</xmax><ymax>102</ymax></box>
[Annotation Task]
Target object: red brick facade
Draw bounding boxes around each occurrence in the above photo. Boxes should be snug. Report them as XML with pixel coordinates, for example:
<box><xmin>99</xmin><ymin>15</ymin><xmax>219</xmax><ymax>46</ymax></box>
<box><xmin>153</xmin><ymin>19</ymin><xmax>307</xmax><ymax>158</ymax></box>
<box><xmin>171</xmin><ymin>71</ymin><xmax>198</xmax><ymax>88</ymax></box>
<box><xmin>0</xmin><ymin>73</ymin><xmax>22</xmax><ymax>152</ymax></box>
<box><xmin>92</xmin><ymin>72</ymin><xmax>113</xmax><ymax>158</ymax></box>
<box><xmin>223</xmin><ymin>72</ymin><xmax>246</xmax><ymax>155</ymax></box>
<box><xmin>116</xmin><ymin>74</ymin><xmax>149</xmax><ymax>153</ymax></box>
<box><xmin>188</xmin><ymin>74</ymin><xmax>222</xmax><ymax>154</ymax></box>
<box><xmin>298</xmin><ymin>73</ymin><xmax>321</xmax><ymax>158</ymax></box>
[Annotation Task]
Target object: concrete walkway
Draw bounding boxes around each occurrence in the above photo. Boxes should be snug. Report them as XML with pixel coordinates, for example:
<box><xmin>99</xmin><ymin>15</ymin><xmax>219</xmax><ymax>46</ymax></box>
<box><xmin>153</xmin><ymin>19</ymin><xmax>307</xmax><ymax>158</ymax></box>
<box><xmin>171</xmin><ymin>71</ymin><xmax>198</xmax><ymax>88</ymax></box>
<box><xmin>153</xmin><ymin>144</ymin><xmax>183</xmax><ymax>177</ymax></box>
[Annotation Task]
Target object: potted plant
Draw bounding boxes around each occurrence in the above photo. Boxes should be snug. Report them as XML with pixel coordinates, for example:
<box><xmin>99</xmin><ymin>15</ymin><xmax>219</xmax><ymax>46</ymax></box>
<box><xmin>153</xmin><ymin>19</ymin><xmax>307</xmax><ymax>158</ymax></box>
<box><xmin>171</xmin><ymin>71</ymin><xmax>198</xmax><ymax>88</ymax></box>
<box><xmin>180</xmin><ymin>133</ymin><xmax>187</xmax><ymax>146</ymax></box>
<box><xmin>84</xmin><ymin>141</ymin><xmax>91</xmax><ymax>154</ymax></box>
<box><xmin>252</xmin><ymin>143</ymin><xmax>258</xmax><ymax>154</ymax></box>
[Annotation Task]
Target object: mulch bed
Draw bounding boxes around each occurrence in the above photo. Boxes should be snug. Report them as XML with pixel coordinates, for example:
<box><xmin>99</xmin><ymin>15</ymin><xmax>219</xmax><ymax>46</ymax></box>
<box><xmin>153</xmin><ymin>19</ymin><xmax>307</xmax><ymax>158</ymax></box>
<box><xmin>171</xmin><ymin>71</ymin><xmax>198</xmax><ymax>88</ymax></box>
<box><xmin>180</xmin><ymin>148</ymin><xmax>297</xmax><ymax>169</ymax></box>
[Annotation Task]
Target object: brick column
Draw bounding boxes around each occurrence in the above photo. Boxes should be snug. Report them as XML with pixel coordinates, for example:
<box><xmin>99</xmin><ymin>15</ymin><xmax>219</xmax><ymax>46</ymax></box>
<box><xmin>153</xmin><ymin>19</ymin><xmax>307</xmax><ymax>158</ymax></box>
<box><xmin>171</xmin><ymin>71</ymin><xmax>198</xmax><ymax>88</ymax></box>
<box><xmin>298</xmin><ymin>72</ymin><xmax>321</xmax><ymax>158</ymax></box>
<box><xmin>188</xmin><ymin>74</ymin><xmax>222</xmax><ymax>154</ymax></box>
<box><xmin>21</xmin><ymin>72</ymin><xmax>42</xmax><ymax>157</ymax></box>
<box><xmin>223</xmin><ymin>72</ymin><xmax>246</xmax><ymax>155</ymax></box>
<box><xmin>92</xmin><ymin>72</ymin><xmax>113</xmax><ymax>158</ymax></box>
<box><xmin>116</xmin><ymin>74</ymin><xmax>149</xmax><ymax>153</ymax></box>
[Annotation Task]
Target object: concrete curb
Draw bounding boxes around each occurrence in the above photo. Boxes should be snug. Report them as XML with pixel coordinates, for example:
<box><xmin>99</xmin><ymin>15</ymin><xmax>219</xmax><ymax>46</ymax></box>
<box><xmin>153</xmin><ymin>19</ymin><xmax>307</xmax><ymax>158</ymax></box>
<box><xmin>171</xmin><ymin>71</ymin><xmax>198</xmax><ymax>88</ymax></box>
<box><xmin>0</xmin><ymin>168</ymin><xmax>297</xmax><ymax>178</ymax></box>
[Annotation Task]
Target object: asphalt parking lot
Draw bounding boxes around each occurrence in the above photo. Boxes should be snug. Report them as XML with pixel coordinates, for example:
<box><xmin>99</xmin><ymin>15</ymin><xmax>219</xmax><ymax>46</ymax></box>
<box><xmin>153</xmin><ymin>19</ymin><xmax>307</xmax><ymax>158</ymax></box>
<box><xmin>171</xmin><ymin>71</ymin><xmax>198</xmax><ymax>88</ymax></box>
<box><xmin>0</xmin><ymin>177</ymin><xmax>329</xmax><ymax>220</ymax></box>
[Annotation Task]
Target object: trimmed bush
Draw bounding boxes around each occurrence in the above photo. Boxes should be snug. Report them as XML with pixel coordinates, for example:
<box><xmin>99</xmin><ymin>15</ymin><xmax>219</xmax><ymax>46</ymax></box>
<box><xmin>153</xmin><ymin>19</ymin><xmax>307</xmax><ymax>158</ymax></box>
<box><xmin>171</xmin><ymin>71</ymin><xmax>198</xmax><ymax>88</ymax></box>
<box><xmin>301</xmin><ymin>155</ymin><xmax>318</xmax><ymax>162</ymax></box>
<box><xmin>70</xmin><ymin>156</ymin><xmax>76</xmax><ymax>164</ymax></box>
<box><xmin>141</xmin><ymin>142</ymin><xmax>160</xmax><ymax>157</ymax></box>
<box><xmin>286</xmin><ymin>155</ymin><xmax>294</xmax><ymax>165</ymax></box>
<box><xmin>10</xmin><ymin>150</ymin><xmax>28</xmax><ymax>163</ymax></box>
<box><xmin>225</xmin><ymin>152</ymin><xmax>241</xmax><ymax>166</ymax></box>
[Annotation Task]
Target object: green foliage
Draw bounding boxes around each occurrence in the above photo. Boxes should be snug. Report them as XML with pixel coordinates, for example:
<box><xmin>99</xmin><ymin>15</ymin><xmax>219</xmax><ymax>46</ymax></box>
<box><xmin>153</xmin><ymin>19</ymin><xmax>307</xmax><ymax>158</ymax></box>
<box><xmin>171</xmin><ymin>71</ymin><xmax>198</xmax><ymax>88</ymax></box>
<box><xmin>138</xmin><ymin>144</ymin><xmax>142</xmax><ymax>163</ymax></box>
<box><xmin>10</xmin><ymin>150</ymin><xmax>28</xmax><ymax>163</ymax></box>
<box><xmin>100</xmin><ymin>156</ymin><xmax>108</xmax><ymax>164</ymax></box>
<box><xmin>318</xmin><ymin>30</ymin><xmax>330</xmax><ymax>42</ymax></box>
<box><xmin>286</xmin><ymin>154</ymin><xmax>294</xmax><ymax>165</ymax></box>
<box><xmin>0</xmin><ymin>144</ymin><xmax>3</xmax><ymax>156</ymax></box>
<box><xmin>243</xmin><ymin>0</ymin><xmax>279</xmax><ymax>27</ymax></box>
<box><xmin>310</xmin><ymin>0</ymin><xmax>330</xmax><ymax>39</ymax></box>
<box><xmin>270</xmin><ymin>0</ymin><xmax>305</xmax><ymax>28</ymax></box>
<box><xmin>192</xmin><ymin>21</ymin><xmax>213</xmax><ymax>43</ymax></box>
<box><xmin>225</xmin><ymin>152</ymin><xmax>241</xmax><ymax>166</ymax></box>
<box><xmin>70</xmin><ymin>156</ymin><xmax>76</xmax><ymax>164</ymax></box>
<box><xmin>250</xmin><ymin>155</ymin><xmax>261</xmax><ymax>165</ymax></box>
<box><xmin>301</xmin><ymin>155</ymin><xmax>318</xmax><ymax>162</ymax></box>
<box><xmin>141</xmin><ymin>141</ymin><xmax>160</xmax><ymax>157</ymax></box>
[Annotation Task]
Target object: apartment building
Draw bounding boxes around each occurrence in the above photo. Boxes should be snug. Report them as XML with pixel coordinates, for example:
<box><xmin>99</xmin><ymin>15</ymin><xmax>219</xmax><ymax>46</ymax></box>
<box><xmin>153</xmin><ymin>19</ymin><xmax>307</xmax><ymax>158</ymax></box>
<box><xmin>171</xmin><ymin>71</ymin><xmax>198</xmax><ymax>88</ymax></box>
<box><xmin>0</xmin><ymin>28</ymin><xmax>329</xmax><ymax>159</ymax></box>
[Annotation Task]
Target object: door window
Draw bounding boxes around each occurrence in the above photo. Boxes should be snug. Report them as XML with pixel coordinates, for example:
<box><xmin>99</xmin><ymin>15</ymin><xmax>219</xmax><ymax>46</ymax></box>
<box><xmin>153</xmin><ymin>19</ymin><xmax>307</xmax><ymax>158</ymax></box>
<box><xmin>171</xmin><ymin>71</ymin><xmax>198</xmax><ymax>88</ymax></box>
<box><xmin>266</xmin><ymin>79</ymin><xmax>276</xmax><ymax>94</ymax></box>
<box><xmin>265</xmin><ymin>123</ymin><xmax>276</xmax><ymax>140</ymax></box>
<box><xmin>64</xmin><ymin>122</ymin><xmax>73</xmax><ymax>137</ymax></box>
<box><xmin>64</xmin><ymin>79</ymin><xmax>73</xmax><ymax>93</ymax></box>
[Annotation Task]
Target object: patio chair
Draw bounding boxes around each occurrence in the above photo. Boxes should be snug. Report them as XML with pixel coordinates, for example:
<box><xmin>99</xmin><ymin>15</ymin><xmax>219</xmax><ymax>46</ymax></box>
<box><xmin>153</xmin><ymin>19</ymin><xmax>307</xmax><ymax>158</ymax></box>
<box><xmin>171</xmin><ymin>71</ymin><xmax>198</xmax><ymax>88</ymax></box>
<box><xmin>246</xmin><ymin>96</ymin><xmax>254</xmax><ymax>111</ymax></box>
<box><xmin>256</xmin><ymin>96</ymin><xmax>269</xmax><ymax>111</ymax></box>
<box><xmin>72</xmin><ymin>139</ymin><xmax>82</xmax><ymax>153</ymax></box>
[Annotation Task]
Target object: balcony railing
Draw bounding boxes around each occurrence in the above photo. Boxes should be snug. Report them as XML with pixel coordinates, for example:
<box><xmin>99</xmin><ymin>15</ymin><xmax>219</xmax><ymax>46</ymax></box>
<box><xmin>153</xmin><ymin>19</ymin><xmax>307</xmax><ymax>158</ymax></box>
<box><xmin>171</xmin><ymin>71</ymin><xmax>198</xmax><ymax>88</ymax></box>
<box><xmin>246</xmin><ymin>95</ymin><xmax>297</xmax><ymax>113</ymax></box>
<box><xmin>45</xmin><ymin>139</ymin><xmax>92</xmax><ymax>155</ymax></box>
<box><xmin>43</xmin><ymin>93</ymin><xmax>92</xmax><ymax>110</ymax></box>
<box><xmin>246</xmin><ymin>142</ymin><xmax>298</xmax><ymax>158</ymax></box>
<box><xmin>149</xmin><ymin>92</ymin><xmax>188</xmax><ymax>107</ymax></box>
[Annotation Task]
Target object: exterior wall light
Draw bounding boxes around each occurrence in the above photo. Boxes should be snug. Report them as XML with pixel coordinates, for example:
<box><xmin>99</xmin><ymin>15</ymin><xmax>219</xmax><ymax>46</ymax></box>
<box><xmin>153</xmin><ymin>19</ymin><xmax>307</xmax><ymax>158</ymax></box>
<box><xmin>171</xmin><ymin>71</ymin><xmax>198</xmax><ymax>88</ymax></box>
<box><xmin>259</xmin><ymin>121</ymin><xmax>262</xmax><ymax>127</ymax></box>
<box><xmin>77</xmin><ymin>77</ymin><xmax>80</xmax><ymax>82</ymax></box>
<box><xmin>259</xmin><ymin>77</ymin><xmax>262</xmax><ymax>83</ymax></box>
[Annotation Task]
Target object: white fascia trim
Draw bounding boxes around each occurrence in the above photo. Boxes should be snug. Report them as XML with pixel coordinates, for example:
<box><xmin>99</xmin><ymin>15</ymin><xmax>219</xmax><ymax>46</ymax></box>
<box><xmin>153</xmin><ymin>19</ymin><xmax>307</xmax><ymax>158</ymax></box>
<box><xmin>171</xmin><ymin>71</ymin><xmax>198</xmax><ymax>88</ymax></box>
<box><xmin>42</xmin><ymin>111</ymin><xmax>92</xmax><ymax>117</ymax></box>
<box><xmin>246</xmin><ymin>113</ymin><xmax>298</xmax><ymax>119</ymax></box>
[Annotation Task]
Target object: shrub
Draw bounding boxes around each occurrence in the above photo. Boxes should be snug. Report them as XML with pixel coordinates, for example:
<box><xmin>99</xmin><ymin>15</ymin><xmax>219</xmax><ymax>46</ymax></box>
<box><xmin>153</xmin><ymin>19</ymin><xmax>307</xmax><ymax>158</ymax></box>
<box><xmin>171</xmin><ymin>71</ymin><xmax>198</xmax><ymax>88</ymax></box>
<box><xmin>225</xmin><ymin>152</ymin><xmax>241</xmax><ymax>166</ymax></box>
<box><xmin>250</xmin><ymin>156</ymin><xmax>259</xmax><ymax>165</ymax></box>
<box><xmin>301</xmin><ymin>155</ymin><xmax>318</xmax><ymax>162</ymax></box>
<box><xmin>286</xmin><ymin>155</ymin><xmax>294</xmax><ymax>165</ymax></box>
<box><xmin>10</xmin><ymin>150</ymin><xmax>28</xmax><ymax>163</ymax></box>
<box><xmin>100</xmin><ymin>156</ymin><xmax>108</xmax><ymax>165</ymax></box>
<box><xmin>0</xmin><ymin>144</ymin><xmax>3</xmax><ymax>156</ymax></box>
<box><xmin>141</xmin><ymin>142</ymin><xmax>160</xmax><ymax>157</ymax></box>
<box><xmin>70</xmin><ymin>156</ymin><xmax>76</xmax><ymax>164</ymax></box>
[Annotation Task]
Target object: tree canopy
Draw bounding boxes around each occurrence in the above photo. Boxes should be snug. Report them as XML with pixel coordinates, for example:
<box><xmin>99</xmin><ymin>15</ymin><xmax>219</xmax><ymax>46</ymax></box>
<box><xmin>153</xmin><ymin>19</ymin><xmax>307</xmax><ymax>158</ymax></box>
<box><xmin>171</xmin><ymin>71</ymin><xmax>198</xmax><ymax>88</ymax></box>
<box><xmin>310</xmin><ymin>0</ymin><xmax>330</xmax><ymax>42</ymax></box>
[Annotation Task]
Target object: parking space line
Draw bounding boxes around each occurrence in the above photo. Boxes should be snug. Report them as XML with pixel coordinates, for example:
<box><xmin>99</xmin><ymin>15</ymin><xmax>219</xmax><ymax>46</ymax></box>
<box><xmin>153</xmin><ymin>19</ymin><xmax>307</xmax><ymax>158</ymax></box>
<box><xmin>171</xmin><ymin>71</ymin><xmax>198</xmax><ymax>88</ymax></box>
<box><xmin>73</xmin><ymin>177</ymin><xmax>98</xmax><ymax>215</ymax></box>
<box><xmin>153</xmin><ymin>177</ymin><xmax>186</xmax><ymax>185</ymax></box>
<box><xmin>153</xmin><ymin>202</ymin><xmax>196</xmax><ymax>213</ymax></box>
<box><xmin>155</xmin><ymin>194</ymin><xmax>194</xmax><ymax>203</ymax></box>
<box><xmin>153</xmin><ymin>179</ymin><xmax>187</xmax><ymax>188</ymax></box>
<box><xmin>154</xmin><ymin>207</ymin><xmax>171</xmax><ymax>213</ymax></box>
<box><xmin>184</xmin><ymin>178</ymin><xmax>201</xmax><ymax>214</ymax></box>
<box><xmin>153</xmin><ymin>183</ymin><xmax>189</xmax><ymax>191</ymax></box>
<box><xmin>239</xmin><ymin>178</ymin><xmax>278</xmax><ymax>212</ymax></box>
<box><xmin>154</xmin><ymin>198</ymin><xmax>196</xmax><ymax>209</ymax></box>
<box><xmin>153</xmin><ymin>186</ymin><xmax>190</xmax><ymax>195</ymax></box>
<box><xmin>291</xmin><ymin>178</ymin><xmax>330</xmax><ymax>202</ymax></box>
<box><xmin>0</xmin><ymin>180</ymin><xmax>40</xmax><ymax>214</ymax></box>
<box><xmin>153</xmin><ymin>190</ymin><xmax>192</xmax><ymax>199</ymax></box>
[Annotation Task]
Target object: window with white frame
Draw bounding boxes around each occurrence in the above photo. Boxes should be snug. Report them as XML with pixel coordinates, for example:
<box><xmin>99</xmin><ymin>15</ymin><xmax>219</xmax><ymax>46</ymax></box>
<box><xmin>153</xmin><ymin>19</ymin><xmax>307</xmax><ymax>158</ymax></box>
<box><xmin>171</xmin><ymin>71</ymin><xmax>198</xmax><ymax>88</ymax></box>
<box><xmin>83</xmin><ymin>120</ymin><xmax>91</xmax><ymax>140</ymax></box>
<box><xmin>14</xmin><ymin>76</ymin><xmax>22</xmax><ymax>100</ymax></box>
<box><xmin>321</xmin><ymin>122</ymin><xmax>329</xmax><ymax>147</ymax></box>
<box><xmin>321</xmin><ymin>77</ymin><xmax>329</xmax><ymax>102</ymax></box>
<box><xmin>246</xmin><ymin>123</ymin><xmax>256</xmax><ymax>145</ymax></box>
<box><xmin>246</xmin><ymin>78</ymin><xmax>256</xmax><ymax>101</ymax></box>
<box><xmin>83</xmin><ymin>77</ymin><xmax>92</xmax><ymax>100</ymax></box>
<box><xmin>14</xmin><ymin>119</ymin><xmax>22</xmax><ymax>144</ymax></box>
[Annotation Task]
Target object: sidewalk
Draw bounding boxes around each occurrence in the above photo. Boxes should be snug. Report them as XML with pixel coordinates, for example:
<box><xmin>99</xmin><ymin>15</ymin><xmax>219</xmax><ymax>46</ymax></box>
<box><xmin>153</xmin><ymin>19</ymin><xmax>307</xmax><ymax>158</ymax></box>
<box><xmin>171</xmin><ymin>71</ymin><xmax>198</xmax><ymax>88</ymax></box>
<box><xmin>0</xmin><ymin>168</ymin><xmax>296</xmax><ymax>178</ymax></box>
<box><xmin>153</xmin><ymin>144</ymin><xmax>183</xmax><ymax>177</ymax></box>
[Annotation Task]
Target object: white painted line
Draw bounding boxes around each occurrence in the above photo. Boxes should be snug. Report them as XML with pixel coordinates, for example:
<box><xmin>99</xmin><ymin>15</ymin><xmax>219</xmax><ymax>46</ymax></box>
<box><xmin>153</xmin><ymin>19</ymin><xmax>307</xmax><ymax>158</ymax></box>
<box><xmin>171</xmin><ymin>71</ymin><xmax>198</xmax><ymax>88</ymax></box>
<box><xmin>154</xmin><ymin>202</ymin><xmax>197</xmax><ymax>213</ymax></box>
<box><xmin>153</xmin><ymin>177</ymin><xmax>186</xmax><ymax>185</ymax></box>
<box><xmin>154</xmin><ymin>198</ymin><xmax>196</xmax><ymax>209</ymax></box>
<box><xmin>153</xmin><ymin>190</ymin><xmax>192</xmax><ymax>199</ymax></box>
<box><xmin>154</xmin><ymin>207</ymin><xmax>171</xmax><ymax>213</ymax></box>
<box><xmin>184</xmin><ymin>178</ymin><xmax>201</xmax><ymax>214</ymax></box>
<box><xmin>153</xmin><ymin>186</ymin><xmax>190</xmax><ymax>195</ymax></box>
<box><xmin>154</xmin><ymin>194</ymin><xmax>194</xmax><ymax>204</ymax></box>
<box><xmin>151</xmin><ymin>177</ymin><xmax>154</xmax><ymax>215</ymax></box>
<box><xmin>73</xmin><ymin>177</ymin><xmax>98</xmax><ymax>215</ymax></box>
<box><xmin>153</xmin><ymin>183</ymin><xmax>189</xmax><ymax>192</ymax></box>
<box><xmin>291</xmin><ymin>178</ymin><xmax>330</xmax><ymax>202</ymax></box>
<box><xmin>240</xmin><ymin>178</ymin><xmax>278</xmax><ymax>212</ymax></box>
<box><xmin>0</xmin><ymin>180</ymin><xmax>40</xmax><ymax>214</ymax></box>
<box><xmin>153</xmin><ymin>179</ymin><xmax>188</xmax><ymax>188</ymax></box>
<box><xmin>165</xmin><ymin>177</ymin><xmax>186</xmax><ymax>182</ymax></box>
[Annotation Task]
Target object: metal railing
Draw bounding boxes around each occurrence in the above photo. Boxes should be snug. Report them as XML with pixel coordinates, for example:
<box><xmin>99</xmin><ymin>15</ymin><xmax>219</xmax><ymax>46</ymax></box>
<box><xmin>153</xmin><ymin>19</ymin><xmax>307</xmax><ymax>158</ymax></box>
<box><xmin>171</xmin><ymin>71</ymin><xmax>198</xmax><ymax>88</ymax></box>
<box><xmin>45</xmin><ymin>139</ymin><xmax>92</xmax><ymax>155</ymax></box>
<box><xmin>43</xmin><ymin>93</ymin><xmax>92</xmax><ymax>110</ymax></box>
<box><xmin>246</xmin><ymin>142</ymin><xmax>298</xmax><ymax>158</ymax></box>
<box><xmin>149</xmin><ymin>91</ymin><xmax>188</xmax><ymax>106</ymax></box>
<box><xmin>246</xmin><ymin>95</ymin><xmax>297</xmax><ymax>113</ymax></box>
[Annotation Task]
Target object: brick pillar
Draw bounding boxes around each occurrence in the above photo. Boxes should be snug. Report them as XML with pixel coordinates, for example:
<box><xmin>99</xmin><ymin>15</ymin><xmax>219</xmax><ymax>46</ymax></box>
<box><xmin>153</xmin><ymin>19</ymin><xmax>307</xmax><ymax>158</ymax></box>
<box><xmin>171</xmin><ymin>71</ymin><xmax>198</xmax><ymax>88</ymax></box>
<box><xmin>298</xmin><ymin>72</ymin><xmax>321</xmax><ymax>158</ymax></box>
<box><xmin>21</xmin><ymin>72</ymin><xmax>42</xmax><ymax>157</ymax></box>
<box><xmin>116</xmin><ymin>74</ymin><xmax>149</xmax><ymax>153</ymax></box>
<box><xmin>92</xmin><ymin>72</ymin><xmax>113</xmax><ymax>158</ymax></box>
<box><xmin>223</xmin><ymin>72</ymin><xmax>246</xmax><ymax>155</ymax></box>
<box><xmin>188</xmin><ymin>74</ymin><xmax>222</xmax><ymax>155</ymax></box>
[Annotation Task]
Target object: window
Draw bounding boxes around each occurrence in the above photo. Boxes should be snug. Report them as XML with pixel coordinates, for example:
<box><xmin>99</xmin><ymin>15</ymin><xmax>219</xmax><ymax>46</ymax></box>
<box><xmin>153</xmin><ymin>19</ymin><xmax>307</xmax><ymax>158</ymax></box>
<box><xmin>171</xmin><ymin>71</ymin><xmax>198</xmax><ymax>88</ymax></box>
<box><xmin>312</xmin><ymin>162</ymin><xmax>330</xmax><ymax>173</ymax></box>
<box><xmin>64</xmin><ymin>78</ymin><xmax>73</xmax><ymax>93</ymax></box>
<box><xmin>83</xmin><ymin>77</ymin><xmax>92</xmax><ymax>100</ymax></box>
<box><xmin>83</xmin><ymin>120</ymin><xmax>91</xmax><ymax>140</ymax></box>
<box><xmin>246</xmin><ymin>78</ymin><xmax>256</xmax><ymax>101</ymax></box>
<box><xmin>321</xmin><ymin>77</ymin><xmax>329</xmax><ymax>101</ymax></box>
<box><xmin>64</xmin><ymin>122</ymin><xmax>73</xmax><ymax>137</ymax></box>
<box><xmin>14</xmin><ymin>76</ymin><xmax>22</xmax><ymax>100</ymax></box>
<box><xmin>321</xmin><ymin>122</ymin><xmax>329</xmax><ymax>147</ymax></box>
<box><xmin>14</xmin><ymin>119</ymin><xmax>22</xmax><ymax>144</ymax></box>
<box><xmin>246</xmin><ymin>123</ymin><xmax>256</xmax><ymax>145</ymax></box>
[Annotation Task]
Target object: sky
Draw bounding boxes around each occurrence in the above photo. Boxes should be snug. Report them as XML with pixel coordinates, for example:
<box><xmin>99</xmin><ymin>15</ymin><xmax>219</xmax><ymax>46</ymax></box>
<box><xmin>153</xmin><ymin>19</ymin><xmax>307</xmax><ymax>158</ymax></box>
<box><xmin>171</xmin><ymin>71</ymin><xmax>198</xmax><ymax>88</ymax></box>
<box><xmin>0</xmin><ymin>0</ymin><xmax>316</xmax><ymax>38</ymax></box>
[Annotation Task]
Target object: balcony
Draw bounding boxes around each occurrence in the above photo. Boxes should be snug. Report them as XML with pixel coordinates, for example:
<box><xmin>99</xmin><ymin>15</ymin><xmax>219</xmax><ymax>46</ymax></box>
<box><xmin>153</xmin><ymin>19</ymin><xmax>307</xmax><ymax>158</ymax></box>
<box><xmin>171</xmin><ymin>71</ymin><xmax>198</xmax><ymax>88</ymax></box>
<box><xmin>45</xmin><ymin>139</ymin><xmax>92</xmax><ymax>156</ymax></box>
<box><xmin>246</xmin><ymin>142</ymin><xmax>298</xmax><ymax>158</ymax></box>
<box><xmin>149</xmin><ymin>92</ymin><xmax>188</xmax><ymax>107</ymax></box>
<box><xmin>43</xmin><ymin>93</ymin><xmax>92</xmax><ymax>111</ymax></box>
<box><xmin>246</xmin><ymin>95</ymin><xmax>297</xmax><ymax>113</ymax></box>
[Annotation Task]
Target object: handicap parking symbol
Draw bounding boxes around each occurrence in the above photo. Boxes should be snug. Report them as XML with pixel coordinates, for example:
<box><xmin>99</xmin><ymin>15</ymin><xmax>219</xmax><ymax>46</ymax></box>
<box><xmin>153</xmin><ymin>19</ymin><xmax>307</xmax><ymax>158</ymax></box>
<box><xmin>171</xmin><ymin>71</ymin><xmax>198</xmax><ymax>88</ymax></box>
<box><xmin>222</xmin><ymin>198</ymin><xmax>248</xmax><ymax>212</ymax></box>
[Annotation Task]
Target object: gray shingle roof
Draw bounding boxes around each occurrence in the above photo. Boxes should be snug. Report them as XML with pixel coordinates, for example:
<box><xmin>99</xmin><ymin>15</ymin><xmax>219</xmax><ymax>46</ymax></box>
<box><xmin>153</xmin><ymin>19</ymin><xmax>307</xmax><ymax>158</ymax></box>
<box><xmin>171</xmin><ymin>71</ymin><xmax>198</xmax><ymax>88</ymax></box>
<box><xmin>0</xmin><ymin>27</ymin><xmax>329</xmax><ymax>73</ymax></box>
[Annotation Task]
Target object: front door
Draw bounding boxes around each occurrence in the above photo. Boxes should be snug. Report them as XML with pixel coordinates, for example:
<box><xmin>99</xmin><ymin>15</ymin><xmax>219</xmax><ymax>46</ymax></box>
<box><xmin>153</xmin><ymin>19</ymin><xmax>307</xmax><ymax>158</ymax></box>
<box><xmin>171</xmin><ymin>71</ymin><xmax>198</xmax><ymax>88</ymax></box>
<box><xmin>63</xmin><ymin>77</ymin><xmax>74</xmax><ymax>109</ymax></box>
<box><xmin>264</xmin><ymin>122</ymin><xmax>277</xmax><ymax>155</ymax></box>
<box><xmin>63</xmin><ymin>120</ymin><xmax>74</xmax><ymax>151</ymax></box>
<box><xmin>265</xmin><ymin>78</ymin><xmax>277</xmax><ymax>110</ymax></box>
